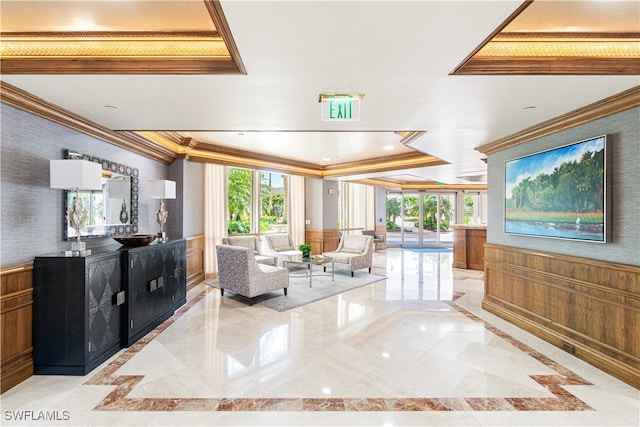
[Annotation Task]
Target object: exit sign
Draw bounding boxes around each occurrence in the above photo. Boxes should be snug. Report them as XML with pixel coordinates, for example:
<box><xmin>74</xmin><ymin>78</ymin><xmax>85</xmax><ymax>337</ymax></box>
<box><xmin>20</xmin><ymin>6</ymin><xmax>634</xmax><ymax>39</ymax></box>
<box><xmin>321</xmin><ymin>96</ymin><xmax>361</xmax><ymax>121</ymax></box>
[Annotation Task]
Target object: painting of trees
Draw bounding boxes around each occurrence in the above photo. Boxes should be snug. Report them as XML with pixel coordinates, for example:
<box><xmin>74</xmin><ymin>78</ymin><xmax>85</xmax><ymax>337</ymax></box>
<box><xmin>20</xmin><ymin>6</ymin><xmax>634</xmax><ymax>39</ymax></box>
<box><xmin>504</xmin><ymin>136</ymin><xmax>606</xmax><ymax>242</ymax></box>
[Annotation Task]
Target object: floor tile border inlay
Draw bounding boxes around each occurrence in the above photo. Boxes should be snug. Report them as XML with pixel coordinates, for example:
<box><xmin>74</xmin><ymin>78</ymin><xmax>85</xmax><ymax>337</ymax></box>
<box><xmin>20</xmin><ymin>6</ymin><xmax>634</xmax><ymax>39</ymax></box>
<box><xmin>85</xmin><ymin>286</ymin><xmax>594</xmax><ymax>412</ymax></box>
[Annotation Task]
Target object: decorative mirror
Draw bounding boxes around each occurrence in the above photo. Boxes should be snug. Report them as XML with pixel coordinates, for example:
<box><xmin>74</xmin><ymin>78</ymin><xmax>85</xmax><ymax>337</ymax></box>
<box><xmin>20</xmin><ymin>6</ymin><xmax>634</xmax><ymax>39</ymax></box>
<box><xmin>64</xmin><ymin>150</ymin><xmax>139</xmax><ymax>240</ymax></box>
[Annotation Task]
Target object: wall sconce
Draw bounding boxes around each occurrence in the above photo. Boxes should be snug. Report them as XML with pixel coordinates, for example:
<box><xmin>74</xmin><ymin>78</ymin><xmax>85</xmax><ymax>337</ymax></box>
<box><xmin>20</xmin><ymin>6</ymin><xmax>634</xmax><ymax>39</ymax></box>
<box><xmin>50</xmin><ymin>159</ymin><xmax>102</xmax><ymax>252</ymax></box>
<box><xmin>148</xmin><ymin>179</ymin><xmax>176</xmax><ymax>242</ymax></box>
<box><xmin>108</xmin><ymin>178</ymin><xmax>130</xmax><ymax>224</ymax></box>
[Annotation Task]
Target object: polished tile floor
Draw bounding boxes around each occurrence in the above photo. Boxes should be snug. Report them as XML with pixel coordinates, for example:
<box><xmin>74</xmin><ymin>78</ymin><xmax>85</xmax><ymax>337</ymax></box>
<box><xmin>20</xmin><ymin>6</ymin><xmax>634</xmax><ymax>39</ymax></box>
<box><xmin>2</xmin><ymin>249</ymin><xmax>638</xmax><ymax>426</ymax></box>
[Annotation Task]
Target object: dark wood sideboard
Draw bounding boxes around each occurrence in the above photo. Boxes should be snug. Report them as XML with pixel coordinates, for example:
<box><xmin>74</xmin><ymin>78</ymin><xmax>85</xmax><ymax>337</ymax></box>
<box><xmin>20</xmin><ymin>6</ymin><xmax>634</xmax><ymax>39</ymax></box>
<box><xmin>33</xmin><ymin>239</ymin><xmax>186</xmax><ymax>375</ymax></box>
<box><xmin>452</xmin><ymin>225</ymin><xmax>486</xmax><ymax>271</ymax></box>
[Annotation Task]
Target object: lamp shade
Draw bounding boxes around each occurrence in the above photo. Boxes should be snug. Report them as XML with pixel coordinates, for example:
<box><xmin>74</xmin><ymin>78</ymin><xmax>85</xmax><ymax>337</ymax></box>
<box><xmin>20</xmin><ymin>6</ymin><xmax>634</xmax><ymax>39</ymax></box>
<box><xmin>148</xmin><ymin>179</ymin><xmax>176</xmax><ymax>199</ymax></box>
<box><xmin>108</xmin><ymin>178</ymin><xmax>130</xmax><ymax>198</ymax></box>
<box><xmin>50</xmin><ymin>159</ymin><xmax>102</xmax><ymax>190</ymax></box>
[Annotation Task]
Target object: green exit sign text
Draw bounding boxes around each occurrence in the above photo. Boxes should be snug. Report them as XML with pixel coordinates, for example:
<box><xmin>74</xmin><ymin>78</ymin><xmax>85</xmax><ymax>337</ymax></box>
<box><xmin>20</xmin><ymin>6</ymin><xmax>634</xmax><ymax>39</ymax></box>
<box><xmin>321</xmin><ymin>97</ymin><xmax>360</xmax><ymax>121</ymax></box>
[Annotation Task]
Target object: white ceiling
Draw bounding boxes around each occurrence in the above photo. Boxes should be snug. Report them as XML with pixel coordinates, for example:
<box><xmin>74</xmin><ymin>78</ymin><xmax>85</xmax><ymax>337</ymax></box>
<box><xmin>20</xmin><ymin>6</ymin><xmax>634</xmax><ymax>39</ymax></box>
<box><xmin>2</xmin><ymin>0</ymin><xmax>639</xmax><ymax>185</ymax></box>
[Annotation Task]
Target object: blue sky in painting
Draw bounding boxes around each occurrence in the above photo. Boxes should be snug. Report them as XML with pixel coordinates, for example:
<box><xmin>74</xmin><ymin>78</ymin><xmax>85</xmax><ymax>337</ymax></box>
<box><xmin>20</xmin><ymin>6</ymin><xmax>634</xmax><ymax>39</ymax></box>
<box><xmin>505</xmin><ymin>136</ymin><xmax>605</xmax><ymax>199</ymax></box>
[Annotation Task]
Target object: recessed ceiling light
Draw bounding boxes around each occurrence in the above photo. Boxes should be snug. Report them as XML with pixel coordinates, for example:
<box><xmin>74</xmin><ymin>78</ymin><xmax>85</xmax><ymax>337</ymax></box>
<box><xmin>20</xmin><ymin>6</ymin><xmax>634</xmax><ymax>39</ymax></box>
<box><xmin>322</xmin><ymin>157</ymin><xmax>331</xmax><ymax>162</ymax></box>
<box><xmin>523</xmin><ymin>106</ymin><xmax>536</xmax><ymax>110</ymax></box>
<box><xmin>383</xmin><ymin>145</ymin><xmax>394</xmax><ymax>150</ymax></box>
<box><xmin>104</xmin><ymin>105</ymin><xmax>117</xmax><ymax>109</ymax></box>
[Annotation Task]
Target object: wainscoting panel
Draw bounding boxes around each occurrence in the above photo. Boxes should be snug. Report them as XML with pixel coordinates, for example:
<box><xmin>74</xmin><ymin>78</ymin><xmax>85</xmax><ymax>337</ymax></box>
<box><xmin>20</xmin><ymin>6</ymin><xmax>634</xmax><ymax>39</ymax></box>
<box><xmin>1</xmin><ymin>263</ymin><xmax>34</xmax><ymax>393</ymax></box>
<box><xmin>483</xmin><ymin>243</ymin><xmax>640</xmax><ymax>389</ymax></box>
<box><xmin>305</xmin><ymin>229</ymin><xmax>339</xmax><ymax>255</ymax></box>
<box><xmin>185</xmin><ymin>235</ymin><xmax>205</xmax><ymax>291</ymax></box>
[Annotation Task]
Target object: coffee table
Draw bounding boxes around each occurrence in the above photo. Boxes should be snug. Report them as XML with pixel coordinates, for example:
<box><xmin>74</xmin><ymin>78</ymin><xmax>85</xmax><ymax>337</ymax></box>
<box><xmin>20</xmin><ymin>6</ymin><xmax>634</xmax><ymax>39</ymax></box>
<box><xmin>283</xmin><ymin>255</ymin><xmax>334</xmax><ymax>287</ymax></box>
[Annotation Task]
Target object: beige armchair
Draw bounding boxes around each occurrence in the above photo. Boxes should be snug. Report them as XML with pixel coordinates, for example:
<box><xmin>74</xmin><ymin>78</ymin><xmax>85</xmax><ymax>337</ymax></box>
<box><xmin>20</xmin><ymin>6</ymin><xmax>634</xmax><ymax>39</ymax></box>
<box><xmin>216</xmin><ymin>245</ymin><xmax>289</xmax><ymax>304</ymax></box>
<box><xmin>322</xmin><ymin>234</ymin><xmax>374</xmax><ymax>277</ymax></box>
<box><xmin>261</xmin><ymin>233</ymin><xmax>302</xmax><ymax>267</ymax></box>
<box><xmin>222</xmin><ymin>235</ymin><xmax>276</xmax><ymax>266</ymax></box>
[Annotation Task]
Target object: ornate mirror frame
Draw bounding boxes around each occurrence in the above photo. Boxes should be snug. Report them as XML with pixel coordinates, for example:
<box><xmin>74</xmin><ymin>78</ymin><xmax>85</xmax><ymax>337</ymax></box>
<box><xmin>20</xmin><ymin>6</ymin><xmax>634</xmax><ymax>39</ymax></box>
<box><xmin>64</xmin><ymin>149</ymin><xmax>139</xmax><ymax>239</ymax></box>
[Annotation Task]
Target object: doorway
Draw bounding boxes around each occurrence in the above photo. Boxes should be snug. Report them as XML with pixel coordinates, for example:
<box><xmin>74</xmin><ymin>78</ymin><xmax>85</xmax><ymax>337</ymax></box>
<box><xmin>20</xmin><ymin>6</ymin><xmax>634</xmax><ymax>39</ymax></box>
<box><xmin>385</xmin><ymin>192</ymin><xmax>456</xmax><ymax>248</ymax></box>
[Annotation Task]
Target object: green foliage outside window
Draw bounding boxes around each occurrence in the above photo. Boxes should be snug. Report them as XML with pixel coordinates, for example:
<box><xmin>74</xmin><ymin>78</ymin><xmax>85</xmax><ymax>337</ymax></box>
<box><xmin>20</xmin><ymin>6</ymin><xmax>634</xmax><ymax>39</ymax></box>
<box><xmin>386</xmin><ymin>197</ymin><xmax>401</xmax><ymax>230</ymax></box>
<box><xmin>464</xmin><ymin>195</ymin><xmax>474</xmax><ymax>224</ymax></box>
<box><xmin>228</xmin><ymin>168</ymin><xmax>288</xmax><ymax>235</ymax></box>
<box><xmin>227</xmin><ymin>168</ymin><xmax>251</xmax><ymax>223</ymax></box>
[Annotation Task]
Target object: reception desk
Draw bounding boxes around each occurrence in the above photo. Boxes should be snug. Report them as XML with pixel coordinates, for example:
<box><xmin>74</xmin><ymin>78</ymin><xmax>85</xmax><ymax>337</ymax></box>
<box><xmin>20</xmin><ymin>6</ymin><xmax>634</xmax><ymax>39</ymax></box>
<box><xmin>452</xmin><ymin>225</ymin><xmax>486</xmax><ymax>270</ymax></box>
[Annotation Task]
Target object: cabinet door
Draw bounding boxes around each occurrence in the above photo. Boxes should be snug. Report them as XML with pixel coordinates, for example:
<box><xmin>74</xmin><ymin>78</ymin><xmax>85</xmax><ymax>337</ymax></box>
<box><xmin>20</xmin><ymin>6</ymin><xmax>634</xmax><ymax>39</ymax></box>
<box><xmin>171</xmin><ymin>240</ymin><xmax>187</xmax><ymax>309</ymax></box>
<box><xmin>127</xmin><ymin>250</ymin><xmax>160</xmax><ymax>340</ymax></box>
<box><xmin>87</xmin><ymin>255</ymin><xmax>122</xmax><ymax>364</ymax></box>
<box><xmin>33</xmin><ymin>258</ymin><xmax>86</xmax><ymax>370</ymax></box>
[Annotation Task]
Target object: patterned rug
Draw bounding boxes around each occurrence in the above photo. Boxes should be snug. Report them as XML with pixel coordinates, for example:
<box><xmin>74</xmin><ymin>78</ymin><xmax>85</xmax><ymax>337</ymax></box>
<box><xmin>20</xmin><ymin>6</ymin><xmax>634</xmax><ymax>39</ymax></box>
<box><xmin>207</xmin><ymin>267</ymin><xmax>386</xmax><ymax>311</ymax></box>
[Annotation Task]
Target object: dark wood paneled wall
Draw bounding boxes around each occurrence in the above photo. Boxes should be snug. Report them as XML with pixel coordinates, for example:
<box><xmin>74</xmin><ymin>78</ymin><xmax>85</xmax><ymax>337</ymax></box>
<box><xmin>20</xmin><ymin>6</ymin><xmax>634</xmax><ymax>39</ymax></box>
<box><xmin>483</xmin><ymin>243</ymin><xmax>640</xmax><ymax>389</ymax></box>
<box><xmin>305</xmin><ymin>229</ymin><xmax>339</xmax><ymax>255</ymax></box>
<box><xmin>1</xmin><ymin>263</ymin><xmax>34</xmax><ymax>393</ymax></box>
<box><xmin>186</xmin><ymin>235</ymin><xmax>205</xmax><ymax>290</ymax></box>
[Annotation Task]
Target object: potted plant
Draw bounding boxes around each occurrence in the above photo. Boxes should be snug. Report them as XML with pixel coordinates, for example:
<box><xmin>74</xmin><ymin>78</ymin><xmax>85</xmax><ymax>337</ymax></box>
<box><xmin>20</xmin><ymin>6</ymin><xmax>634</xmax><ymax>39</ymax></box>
<box><xmin>298</xmin><ymin>244</ymin><xmax>312</xmax><ymax>259</ymax></box>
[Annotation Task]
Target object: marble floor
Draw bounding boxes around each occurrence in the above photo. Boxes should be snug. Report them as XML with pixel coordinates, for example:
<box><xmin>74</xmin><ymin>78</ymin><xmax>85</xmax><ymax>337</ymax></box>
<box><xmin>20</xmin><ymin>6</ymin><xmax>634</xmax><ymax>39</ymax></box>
<box><xmin>2</xmin><ymin>249</ymin><xmax>638</xmax><ymax>426</ymax></box>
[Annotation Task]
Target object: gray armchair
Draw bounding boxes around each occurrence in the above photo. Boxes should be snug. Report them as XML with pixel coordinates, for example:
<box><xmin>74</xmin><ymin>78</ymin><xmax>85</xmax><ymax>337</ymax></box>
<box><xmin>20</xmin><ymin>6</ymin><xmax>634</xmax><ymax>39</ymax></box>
<box><xmin>322</xmin><ymin>234</ymin><xmax>374</xmax><ymax>277</ymax></box>
<box><xmin>362</xmin><ymin>230</ymin><xmax>386</xmax><ymax>251</ymax></box>
<box><xmin>216</xmin><ymin>245</ymin><xmax>289</xmax><ymax>304</ymax></box>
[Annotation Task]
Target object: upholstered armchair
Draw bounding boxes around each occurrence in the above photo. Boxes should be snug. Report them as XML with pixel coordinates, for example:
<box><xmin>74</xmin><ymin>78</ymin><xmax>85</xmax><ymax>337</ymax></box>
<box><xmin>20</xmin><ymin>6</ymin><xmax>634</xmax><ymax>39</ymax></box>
<box><xmin>322</xmin><ymin>234</ymin><xmax>374</xmax><ymax>277</ymax></box>
<box><xmin>362</xmin><ymin>230</ymin><xmax>386</xmax><ymax>251</ymax></box>
<box><xmin>261</xmin><ymin>233</ymin><xmax>302</xmax><ymax>267</ymax></box>
<box><xmin>216</xmin><ymin>245</ymin><xmax>289</xmax><ymax>304</ymax></box>
<box><xmin>222</xmin><ymin>235</ymin><xmax>276</xmax><ymax>266</ymax></box>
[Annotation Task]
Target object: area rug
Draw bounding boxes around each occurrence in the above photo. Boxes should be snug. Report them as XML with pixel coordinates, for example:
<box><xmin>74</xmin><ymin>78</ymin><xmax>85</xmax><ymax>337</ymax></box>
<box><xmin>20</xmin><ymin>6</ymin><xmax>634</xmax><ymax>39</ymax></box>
<box><xmin>404</xmin><ymin>247</ymin><xmax>452</xmax><ymax>253</ymax></box>
<box><xmin>207</xmin><ymin>268</ymin><xmax>386</xmax><ymax>312</ymax></box>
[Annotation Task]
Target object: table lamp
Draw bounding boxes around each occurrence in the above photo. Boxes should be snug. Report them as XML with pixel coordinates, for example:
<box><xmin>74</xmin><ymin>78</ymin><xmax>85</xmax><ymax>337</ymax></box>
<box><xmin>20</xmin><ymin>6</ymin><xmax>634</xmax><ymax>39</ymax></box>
<box><xmin>148</xmin><ymin>179</ymin><xmax>176</xmax><ymax>242</ymax></box>
<box><xmin>50</xmin><ymin>159</ymin><xmax>103</xmax><ymax>252</ymax></box>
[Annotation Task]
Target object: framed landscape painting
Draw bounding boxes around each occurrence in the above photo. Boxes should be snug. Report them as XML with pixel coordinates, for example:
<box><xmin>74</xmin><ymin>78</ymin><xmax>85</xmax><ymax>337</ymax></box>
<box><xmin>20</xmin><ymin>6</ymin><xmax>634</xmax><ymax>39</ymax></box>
<box><xmin>504</xmin><ymin>135</ymin><xmax>607</xmax><ymax>242</ymax></box>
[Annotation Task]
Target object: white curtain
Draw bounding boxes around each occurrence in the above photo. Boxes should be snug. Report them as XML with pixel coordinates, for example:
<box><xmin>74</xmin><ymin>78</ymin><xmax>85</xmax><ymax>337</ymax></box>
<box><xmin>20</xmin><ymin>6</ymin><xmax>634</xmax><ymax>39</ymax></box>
<box><xmin>204</xmin><ymin>163</ymin><xmax>227</xmax><ymax>276</ymax></box>
<box><xmin>366</xmin><ymin>184</ymin><xmax>375</xmax><ymax>230</ymax></box>
<box><xmin>289</xmin><ymin>175</ymin><xmax>305</xmax><ymax>246</ymax></box>
<box><xmin>346</xmin><ymin>182</ymin><xmax>374</xmax><ymax>232</ymax></box>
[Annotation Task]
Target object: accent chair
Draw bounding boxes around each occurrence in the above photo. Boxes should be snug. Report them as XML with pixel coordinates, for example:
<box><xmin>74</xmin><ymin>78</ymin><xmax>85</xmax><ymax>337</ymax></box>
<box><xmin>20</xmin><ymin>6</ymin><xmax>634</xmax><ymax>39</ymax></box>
<box><xmin>262</xmin><ymin>233</ymin><xmax>303</xmax><ymax>267</ymax></box>
<box><xmin>216</xmin><ymin>244</ymin><xmax>289</xmax><ymax>304</ymax></box>
<box><xmin>322</xmin><ymin>234</ymin><xmax>374</xmax><ymax>277</ymax></box>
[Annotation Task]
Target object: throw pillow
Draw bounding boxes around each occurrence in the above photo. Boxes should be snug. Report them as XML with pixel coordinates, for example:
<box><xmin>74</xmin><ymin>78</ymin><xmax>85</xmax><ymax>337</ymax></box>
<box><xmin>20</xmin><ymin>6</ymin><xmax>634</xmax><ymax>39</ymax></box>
<box><xmin>269</xmin><ymin>234</ymin><xmax>291</xmax><ymax>249</ymax></box>
<box><xmin>341</xmin><ymin>248</ymin><xmax>362</xmax><ymax>254</ymax></box>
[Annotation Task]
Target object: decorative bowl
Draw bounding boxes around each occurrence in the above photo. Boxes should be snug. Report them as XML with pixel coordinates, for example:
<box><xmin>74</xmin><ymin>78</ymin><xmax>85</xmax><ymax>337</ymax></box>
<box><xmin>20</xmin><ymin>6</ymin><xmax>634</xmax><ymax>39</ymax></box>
<box><xmin>113</xmin><ymin>234</ymin><xmax>157</xmax><ymax>247</ymax></box>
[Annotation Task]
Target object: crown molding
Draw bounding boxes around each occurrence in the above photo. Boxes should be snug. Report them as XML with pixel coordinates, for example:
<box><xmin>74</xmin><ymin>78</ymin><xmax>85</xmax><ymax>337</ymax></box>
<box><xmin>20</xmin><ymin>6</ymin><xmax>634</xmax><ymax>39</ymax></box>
<box><xmin>353</xmin><ymin>177</ymin><xmax>486</xmax><ymax>191</ymax></box>
<box><xmin>0</xmin><ymin>81</ymin><xmax>176</xmax><ymax>163</ymax></box>
<box><xmin>476</xmin><ymin>85</ymin><xmax>640</xmax><ymax>155</ymax></box>
<box><xmin>142</xmin><ymin>131</ymin><xmax>447</xmax><ymax>179</ymax></box>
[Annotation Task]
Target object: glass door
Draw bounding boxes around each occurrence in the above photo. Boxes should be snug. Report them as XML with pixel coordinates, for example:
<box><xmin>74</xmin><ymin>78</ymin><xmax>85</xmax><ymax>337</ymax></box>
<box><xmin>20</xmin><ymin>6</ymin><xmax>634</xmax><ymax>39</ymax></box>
<box><xmin>422</xmin><ymin>193</ymin><xmax>455</xmax><ymax>247</ymax></box>
<box><xmin>402</xmin><ymin>193</ymin><xmax>420</xmax><ymax>247</ymax></box>
<box><xmin>386</xmin><ymin>191</ymin><xmax>456</xmax><ymax>248</ymax></box>
<box><xmin>385</xmin><ymin>193</ymin><xmax>402</xmax><ymax>246</ymax></box>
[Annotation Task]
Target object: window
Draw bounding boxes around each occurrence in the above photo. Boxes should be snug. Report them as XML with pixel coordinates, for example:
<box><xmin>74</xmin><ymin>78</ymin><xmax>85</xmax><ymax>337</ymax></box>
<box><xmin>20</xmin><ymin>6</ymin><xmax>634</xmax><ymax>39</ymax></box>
<box><xmin>227</xmin><ymin>167</ymin><xmax>252</xmax><ymax>234</ymax></box>
<box><xmin>260</xmin><ymin>172</ymin><xmax>288</xmax><ymax>233</ymax></box>
<box><xmin>463</xmin><ymin>192</ymin><xmax>487</xmax><ymax>224</ymax></box>
<box><xmin>227</xmin><ymin>167</ymin><xmax>289</xmax><ymax>235</ymax></box>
